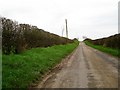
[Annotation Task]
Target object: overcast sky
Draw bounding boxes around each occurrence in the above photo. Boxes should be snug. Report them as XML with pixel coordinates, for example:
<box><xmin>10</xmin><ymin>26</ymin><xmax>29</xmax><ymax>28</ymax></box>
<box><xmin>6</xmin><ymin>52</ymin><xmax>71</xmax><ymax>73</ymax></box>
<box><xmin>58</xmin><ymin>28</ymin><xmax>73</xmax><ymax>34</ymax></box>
<box><xmin>0</xmin><ymin>0</ymin><xmax>119</xmax><ymax>40</ymax></box>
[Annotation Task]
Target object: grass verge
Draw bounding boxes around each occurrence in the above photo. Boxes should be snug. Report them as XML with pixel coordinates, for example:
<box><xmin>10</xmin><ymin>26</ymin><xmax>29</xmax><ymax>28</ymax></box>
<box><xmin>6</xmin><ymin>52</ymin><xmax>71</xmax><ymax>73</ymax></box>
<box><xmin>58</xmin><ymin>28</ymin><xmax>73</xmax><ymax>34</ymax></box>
<box><xmin>2</xmin><ymin>41</ymin><xmax>79</xmax><ymax>88</ymax></box>
<box><xmin>84</xmin><ymin>41</ymin><xmax>120</xmax><ymax>57</ymax></box>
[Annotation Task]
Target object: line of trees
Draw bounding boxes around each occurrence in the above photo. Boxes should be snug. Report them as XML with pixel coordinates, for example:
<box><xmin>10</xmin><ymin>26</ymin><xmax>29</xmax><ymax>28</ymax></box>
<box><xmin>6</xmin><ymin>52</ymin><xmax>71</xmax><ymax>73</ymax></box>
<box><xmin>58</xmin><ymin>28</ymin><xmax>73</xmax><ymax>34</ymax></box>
<box><xmin>84</xmin><ymin>34</ymin><xmax>120</xmax><ymax>49</ymax></box>
<box><xmin>1</xmin><ymin>17</ymin><xmax>74</xmax><ymax>54</ymax></box>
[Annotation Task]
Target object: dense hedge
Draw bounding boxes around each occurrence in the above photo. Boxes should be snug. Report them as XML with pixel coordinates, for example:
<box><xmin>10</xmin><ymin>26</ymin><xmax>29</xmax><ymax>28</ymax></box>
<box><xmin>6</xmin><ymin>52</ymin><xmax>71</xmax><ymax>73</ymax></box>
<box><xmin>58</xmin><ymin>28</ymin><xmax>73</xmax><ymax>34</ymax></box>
<box><xmin>1</xmin><ymin>17</ymin><xmax>74</xmax><ymax>54</ymax></box>
<box><xmin>84</xmin><ymin>34</ymin><xmax>120</xmax><ymax>49</ymax></box>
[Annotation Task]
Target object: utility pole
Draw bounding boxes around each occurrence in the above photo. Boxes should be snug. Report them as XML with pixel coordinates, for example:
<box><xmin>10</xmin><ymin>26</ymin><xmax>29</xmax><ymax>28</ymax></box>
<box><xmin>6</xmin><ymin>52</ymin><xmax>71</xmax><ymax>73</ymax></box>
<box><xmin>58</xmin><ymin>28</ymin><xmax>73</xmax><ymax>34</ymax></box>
<box><xmin>65</xmin><ymin>19</ymin><xmax>68</xmax><ymax>38</ymax></box>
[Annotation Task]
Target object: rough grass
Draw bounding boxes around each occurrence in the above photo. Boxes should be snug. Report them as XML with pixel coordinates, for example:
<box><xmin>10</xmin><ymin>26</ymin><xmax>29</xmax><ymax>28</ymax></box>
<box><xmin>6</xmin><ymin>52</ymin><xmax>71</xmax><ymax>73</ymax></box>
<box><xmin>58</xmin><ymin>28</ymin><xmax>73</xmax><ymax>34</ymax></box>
<box><xmin>2</xmin><ymin>41</ymin><xmax>79</xmax><ymax>88</ymax></box>
<box><xmin>84</xmin><ymin>41</ymin><xmax>120</xmax><ymax>57</ymax></box>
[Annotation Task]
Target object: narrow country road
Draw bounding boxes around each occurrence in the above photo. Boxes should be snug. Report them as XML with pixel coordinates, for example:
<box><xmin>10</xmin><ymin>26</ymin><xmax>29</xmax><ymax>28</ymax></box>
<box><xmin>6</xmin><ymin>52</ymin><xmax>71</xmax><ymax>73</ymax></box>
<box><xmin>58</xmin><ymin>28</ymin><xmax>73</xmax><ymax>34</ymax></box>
<box><xmin>36</xmin><ymin>42</ymin><xmax>118</xmax><ymax>88</ymax></box>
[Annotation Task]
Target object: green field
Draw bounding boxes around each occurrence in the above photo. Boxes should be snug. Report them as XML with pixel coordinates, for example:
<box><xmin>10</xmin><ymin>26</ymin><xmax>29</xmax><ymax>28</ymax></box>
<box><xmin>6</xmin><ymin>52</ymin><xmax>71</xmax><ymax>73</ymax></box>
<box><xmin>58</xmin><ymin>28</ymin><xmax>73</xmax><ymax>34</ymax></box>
<box><xmin>2</xmin><ymin>41</ymin><xmax>79</xmax><ymax>88</ymax></box>
<box><xmin>84</xmin><ymin>41</ymin><xmax>120</xmax><ymax>57</ymax></box>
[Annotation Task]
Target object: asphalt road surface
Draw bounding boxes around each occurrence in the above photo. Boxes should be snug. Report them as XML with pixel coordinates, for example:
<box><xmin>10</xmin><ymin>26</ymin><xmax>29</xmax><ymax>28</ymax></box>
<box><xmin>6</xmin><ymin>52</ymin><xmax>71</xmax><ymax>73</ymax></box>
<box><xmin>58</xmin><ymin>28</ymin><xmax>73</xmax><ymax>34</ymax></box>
<box><xmin>36</xmin><ymin>42</ymin><xmax>118</xmax><ymax>88</ymax></box>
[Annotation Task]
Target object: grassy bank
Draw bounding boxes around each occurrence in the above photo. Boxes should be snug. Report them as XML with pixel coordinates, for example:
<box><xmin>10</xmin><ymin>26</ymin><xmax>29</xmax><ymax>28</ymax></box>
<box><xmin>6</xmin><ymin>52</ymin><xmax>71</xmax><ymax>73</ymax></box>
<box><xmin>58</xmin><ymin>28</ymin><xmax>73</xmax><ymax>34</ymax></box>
<box><xmin>2</xmin><ymin>41</ymin><xmax>79</xmax><ymax>88</ymax></box>
<box><xmin>84</xmin><ymin>41</ymin><xmax>120</xmax><ymax>57</ymax></box>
